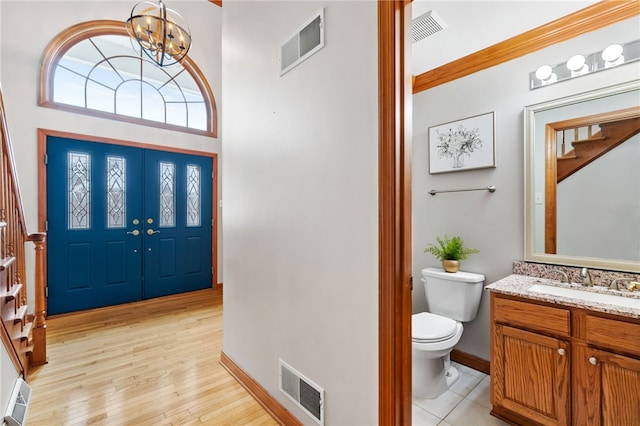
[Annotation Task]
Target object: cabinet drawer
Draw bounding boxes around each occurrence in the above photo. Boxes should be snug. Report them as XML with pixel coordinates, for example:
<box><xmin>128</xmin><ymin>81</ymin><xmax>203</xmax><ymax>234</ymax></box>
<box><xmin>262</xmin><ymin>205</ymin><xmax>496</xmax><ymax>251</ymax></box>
<box><xmin>586</xmin><ymin>315</ymin><xmax>640</xmax><ymax>357</ymax></box>
<box><xmin>493</xmin><ymin>297</ymin><xmax>570</xmax><ymax>337</ymax></box>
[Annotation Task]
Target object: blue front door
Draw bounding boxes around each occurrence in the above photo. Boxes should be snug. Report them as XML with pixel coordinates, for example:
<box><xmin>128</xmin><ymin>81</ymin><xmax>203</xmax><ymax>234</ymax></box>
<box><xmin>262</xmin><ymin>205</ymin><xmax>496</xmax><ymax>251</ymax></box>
<box><xmin>142</xmin><ymin>149</ymin><xmax>212</xmax><ymax>299</ymax></box>
<box><xmin>46</xmin><ymin>136</ymin><xmax>212</xmax><ymax>315</ymax></box>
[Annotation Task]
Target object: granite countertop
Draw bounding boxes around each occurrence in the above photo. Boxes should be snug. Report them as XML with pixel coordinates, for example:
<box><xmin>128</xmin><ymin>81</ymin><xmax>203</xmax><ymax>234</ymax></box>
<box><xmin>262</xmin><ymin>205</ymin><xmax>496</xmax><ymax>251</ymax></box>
<box><xmin>486</xmin><ymin>274</ymin><xmax>640</xmax><ymax>319</ymax></box>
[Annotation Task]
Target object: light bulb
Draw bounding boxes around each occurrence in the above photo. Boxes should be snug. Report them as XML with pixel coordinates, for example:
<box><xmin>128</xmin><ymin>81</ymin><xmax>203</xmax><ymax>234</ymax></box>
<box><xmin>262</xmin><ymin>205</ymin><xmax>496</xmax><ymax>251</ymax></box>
<box><xmin>535</xmin><ymin>65</ymin><xmax>553</xmax><ymax>80</ymax></box>
<box><xmin>602</xmin><ymin>44</ymin><xmax>623</xmax><ymax>62</ymax></box>
<box><xmin>566</xmin><ymin>54</ymin><xmax>585</xmax><ymax>71</ymax></box>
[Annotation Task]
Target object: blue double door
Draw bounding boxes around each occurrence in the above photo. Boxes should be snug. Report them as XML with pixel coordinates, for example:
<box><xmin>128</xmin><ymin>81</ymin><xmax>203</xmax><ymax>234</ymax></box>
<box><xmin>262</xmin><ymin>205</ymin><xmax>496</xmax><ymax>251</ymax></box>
<box><xmin>47</xmin><ymin>136</ymin><xmax>213</xmax><ymax>315</ymax></box>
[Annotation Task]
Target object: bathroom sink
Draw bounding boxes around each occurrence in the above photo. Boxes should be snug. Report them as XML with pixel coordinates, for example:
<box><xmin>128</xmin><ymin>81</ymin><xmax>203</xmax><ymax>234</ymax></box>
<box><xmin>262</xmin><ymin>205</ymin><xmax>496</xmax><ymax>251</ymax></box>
<box><xmin>527</xmin><ymin>284</ymin><xmax>640</xmax><ymax>310</ymax></box>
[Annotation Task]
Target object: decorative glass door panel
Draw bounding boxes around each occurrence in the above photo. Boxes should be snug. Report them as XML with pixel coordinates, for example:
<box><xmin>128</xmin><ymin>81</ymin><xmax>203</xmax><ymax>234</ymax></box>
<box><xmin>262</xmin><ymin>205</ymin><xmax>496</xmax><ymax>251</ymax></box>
<box><xmin>142</xmin><ymin>150</ymin><xmax>212</xmax><ymax>299</ymax></box>
<box><xmin>47</xmin><ymin>136</ymin><xmax>212</xmax><ymax>314</ymax></box>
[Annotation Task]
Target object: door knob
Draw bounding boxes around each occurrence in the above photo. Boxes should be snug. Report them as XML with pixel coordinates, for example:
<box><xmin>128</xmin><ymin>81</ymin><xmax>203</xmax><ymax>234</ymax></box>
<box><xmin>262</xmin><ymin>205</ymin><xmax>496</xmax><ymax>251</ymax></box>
<box><xmin>558</xmin><ymin>348</ymin><xmax>566</xmax><ymax>356</ymax></box>
<box><xmin>127</xmin><ymin>230</ymin><xmax>140</xmax><ymax>236</ymax></box>
<box><xmin>589</xmin><ymin>357</ymin><xmax>598</xmax><ymax>365</ymax></box>
<box><xmin>147</xmin><ymin>229</ymin><xmax>160</xmax><ymax>235</ymax></box>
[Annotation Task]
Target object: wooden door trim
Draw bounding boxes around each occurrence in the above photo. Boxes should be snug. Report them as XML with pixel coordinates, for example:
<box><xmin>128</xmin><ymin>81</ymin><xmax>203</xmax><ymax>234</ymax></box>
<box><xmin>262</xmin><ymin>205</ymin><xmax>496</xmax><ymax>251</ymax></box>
<box><xmin>37</xmin><ymin>128</ymin><xmax>220</xmax><ymax>290</ymax></box>
<box><xmin>378</xmin><ymin>1</ymin><xmax>412</xmax><ymax>424</ymax></box>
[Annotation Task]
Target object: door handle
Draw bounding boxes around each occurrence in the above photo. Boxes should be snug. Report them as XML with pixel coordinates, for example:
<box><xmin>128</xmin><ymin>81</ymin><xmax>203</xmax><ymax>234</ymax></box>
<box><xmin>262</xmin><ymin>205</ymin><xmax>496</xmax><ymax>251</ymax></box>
<box><xmin>147</xmin><ymin>229</ymin><xmax>160</xmax><ymax>235</ymax></box>
<box><xmin>127</xmin><ymin>230</ymin><xmax>140</xmax><ymax>236</ymax></box>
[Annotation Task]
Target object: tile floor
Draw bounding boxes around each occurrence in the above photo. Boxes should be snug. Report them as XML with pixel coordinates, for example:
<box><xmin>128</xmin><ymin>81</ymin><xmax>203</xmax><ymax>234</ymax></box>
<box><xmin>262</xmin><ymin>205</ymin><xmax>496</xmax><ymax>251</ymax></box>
<box><xmin>412</xmin><ymin>362</ymin><xmax>510</xmax><ymax>426</ymax></box>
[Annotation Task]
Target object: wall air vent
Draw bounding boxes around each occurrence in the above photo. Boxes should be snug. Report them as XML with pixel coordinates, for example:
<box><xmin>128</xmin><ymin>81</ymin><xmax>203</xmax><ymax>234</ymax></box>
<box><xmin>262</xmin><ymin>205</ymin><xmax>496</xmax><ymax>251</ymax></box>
<box><xmin>280</xmin><ymin>8</ymin><xmax>325</xmax><ymax>76</ymax></box>
<box><xmin>412</xmin><ymin>10</ymin><xmax>447</xmax><ymax>44</ymax></box>
<box><xmin>4</xmin><ymin>378</ymin><xmax>32</xmax><ymax>426</ymax></box>
<box><xmin>279</xmin><ymin>359</ymin><xmax>324</xmax><ymax>425</ymax></box>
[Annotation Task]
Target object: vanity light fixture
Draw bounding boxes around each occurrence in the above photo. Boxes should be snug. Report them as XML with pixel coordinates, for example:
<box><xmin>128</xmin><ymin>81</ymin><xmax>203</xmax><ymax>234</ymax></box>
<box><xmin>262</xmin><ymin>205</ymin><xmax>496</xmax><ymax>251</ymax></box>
<box><xmin>530</xmin><ymin>38</ymin><xmax>640</xmax><ymax>90</ymax></box>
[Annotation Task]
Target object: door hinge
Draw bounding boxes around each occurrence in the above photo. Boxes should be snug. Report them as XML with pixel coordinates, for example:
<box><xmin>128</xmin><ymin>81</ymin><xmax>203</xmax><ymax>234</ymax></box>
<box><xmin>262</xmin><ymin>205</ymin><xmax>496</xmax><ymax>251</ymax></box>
<box><xmin>45</xmin><ymin>287</ymin><xmax>49</xmax><ymax>298</ymax></box>
<box><xmin>45</xmin><ymin>221</ymin><xmax>48</xmax><ymax>231</ymax></box>
<box><xmin>410</xmin><ymin>276</ymin><xmax>413</xmax><ymax>291</ymax></box>
<box><xmin>44</xmin><ymin>154</ymin><xmax>48</xmax><ymax>165</ymax></box>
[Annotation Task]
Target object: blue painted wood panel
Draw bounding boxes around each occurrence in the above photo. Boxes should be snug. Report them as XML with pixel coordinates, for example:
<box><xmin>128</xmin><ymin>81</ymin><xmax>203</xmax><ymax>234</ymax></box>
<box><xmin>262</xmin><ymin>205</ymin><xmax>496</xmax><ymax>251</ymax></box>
<box><xmin>47</xmin><ymin>136</ymin><xmax>213</xmax><ymax>314</ymax></box>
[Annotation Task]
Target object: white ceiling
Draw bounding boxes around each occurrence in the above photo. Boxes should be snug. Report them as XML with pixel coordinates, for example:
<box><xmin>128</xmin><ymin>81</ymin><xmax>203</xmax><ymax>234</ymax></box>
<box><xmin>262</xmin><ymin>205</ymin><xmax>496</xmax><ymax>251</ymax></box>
<box><xmin>411</xmin><ymin>1</ymin><xmax>598</xmax><ymax>75</ymax></box>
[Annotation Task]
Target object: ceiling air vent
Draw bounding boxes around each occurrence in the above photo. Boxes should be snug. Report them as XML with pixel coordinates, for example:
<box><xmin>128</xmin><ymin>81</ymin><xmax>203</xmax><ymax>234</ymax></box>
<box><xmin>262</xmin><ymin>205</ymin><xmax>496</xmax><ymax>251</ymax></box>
<box><xmin>412</xmin><ymin>10</ymin><xmax>447</xmax><ymax>44</ymax></box>
<box><xmin>279</xmin><ymin>359</ymin><xmax>324</xmax><ymax>425</ymax></box>
<box><xmin>280</xmin><ymin>8</ymin><xmax>325</xmax><ymax>76</ymax></box>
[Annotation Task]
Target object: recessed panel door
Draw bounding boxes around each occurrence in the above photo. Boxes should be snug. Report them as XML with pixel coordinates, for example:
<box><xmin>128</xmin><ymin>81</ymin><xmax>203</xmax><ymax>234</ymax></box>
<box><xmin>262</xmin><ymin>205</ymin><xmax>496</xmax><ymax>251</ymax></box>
<box><xmin>142</xmin><ymin>149</ymin><xmax>212</xmax><ymax>298</ymax></box>
<box><xmin>47</xmin><ymin>137</ymin><xmax>144</xmax><ymax>315</ymax></box>
<box><xmin>46</xmin><ymin>137</ymin><xmax>213</xmax><ymax>314</ymax></box>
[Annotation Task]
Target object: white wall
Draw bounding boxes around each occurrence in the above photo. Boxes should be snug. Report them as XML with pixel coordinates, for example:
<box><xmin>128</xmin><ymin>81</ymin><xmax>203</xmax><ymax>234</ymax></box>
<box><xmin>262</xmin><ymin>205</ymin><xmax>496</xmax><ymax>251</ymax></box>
<box><xmin>412</xmin><ymin>16</ymin><xmax>640</xmax><ymax>360</ymax></box>
<box><xmin>0</xmin><ymin>0</ymin><xmax>15</xmax><ymax>414</ymax></box>
<box><xmin>222</xmin><ymin>2</ymin><xmax>378</xmax><ymax>424</ymax></box>
<box><xmin>557</xmin><ymin>135</ymin><xmax>639</xmax><ymax>261</ymax></box>
<box><xmin>0</xmin><ymin>1</ymin><xmax>223</xmax><ymax>306</ymax></box>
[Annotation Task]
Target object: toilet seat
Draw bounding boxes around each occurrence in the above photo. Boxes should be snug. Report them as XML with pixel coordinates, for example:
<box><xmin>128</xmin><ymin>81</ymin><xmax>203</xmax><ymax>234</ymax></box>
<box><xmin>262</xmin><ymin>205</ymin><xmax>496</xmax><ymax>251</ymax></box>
<box><xmin>412</xmin><ymin>312</ymin><xmax>458</xmax><ymax>343</ymax></box>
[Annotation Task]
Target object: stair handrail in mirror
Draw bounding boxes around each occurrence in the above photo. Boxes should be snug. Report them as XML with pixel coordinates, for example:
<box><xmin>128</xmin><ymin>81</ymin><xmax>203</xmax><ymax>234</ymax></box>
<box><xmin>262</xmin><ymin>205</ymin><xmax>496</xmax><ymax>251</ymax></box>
<box><xmin>0</xmin><ymin>85</ymin><xmax>48</xmax><ymax>377</ymax></box>
<box><xmin>524</xmin><ymin>80</ymin><xmax>640</xmax><ymax>273</ymax></box>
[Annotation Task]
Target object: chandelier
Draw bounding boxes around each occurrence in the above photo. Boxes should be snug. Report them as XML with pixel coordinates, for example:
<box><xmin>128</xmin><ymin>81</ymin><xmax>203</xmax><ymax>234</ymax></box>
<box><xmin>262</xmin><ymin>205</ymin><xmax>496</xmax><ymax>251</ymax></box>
<box><xmin>126</xmin><ymin>0</ymin><xmax>192</xmax><ymax>67</ymax></box>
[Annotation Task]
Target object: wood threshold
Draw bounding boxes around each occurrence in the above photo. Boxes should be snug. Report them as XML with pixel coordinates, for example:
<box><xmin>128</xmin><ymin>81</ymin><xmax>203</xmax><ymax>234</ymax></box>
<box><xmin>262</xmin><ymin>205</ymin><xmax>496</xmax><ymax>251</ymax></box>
<box><xmin>413</xmin><ymin>2</ymin><xmax>640</xmax><ymax>93</ymax></box>
<box><xmin>451</xmin><ymin>349</ymin><xmax>490</xmax><ymax>375</ymax></box>
<box><xmin>220</xmin><ymin>351</ymin><xmax>302</xmax><ymax>426</ymax></box>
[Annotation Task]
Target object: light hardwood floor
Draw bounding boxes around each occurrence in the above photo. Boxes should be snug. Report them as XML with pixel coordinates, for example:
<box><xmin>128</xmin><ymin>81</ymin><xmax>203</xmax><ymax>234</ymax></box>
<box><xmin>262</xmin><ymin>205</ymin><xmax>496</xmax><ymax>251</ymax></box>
<box><xmin>26</xmin><ymin>289</ymin><xmax>278</xmax><ymax>426</ymax></box>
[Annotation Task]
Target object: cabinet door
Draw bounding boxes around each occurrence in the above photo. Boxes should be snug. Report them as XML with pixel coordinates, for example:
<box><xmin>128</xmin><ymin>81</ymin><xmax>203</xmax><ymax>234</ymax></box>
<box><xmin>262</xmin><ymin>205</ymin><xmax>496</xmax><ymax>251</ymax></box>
<box><xmin>493</xmin><ymin>324</ymin><xmax>570</xmax><ymax>426</ymax></box>
<box><xmin>576</xmin><ymin>345</ymin><xmax>640</xmax><ymax>426</ymax></box>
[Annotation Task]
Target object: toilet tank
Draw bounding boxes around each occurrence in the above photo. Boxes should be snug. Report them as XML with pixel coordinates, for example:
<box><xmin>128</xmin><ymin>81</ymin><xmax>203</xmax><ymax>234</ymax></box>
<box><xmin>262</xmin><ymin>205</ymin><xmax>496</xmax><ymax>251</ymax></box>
<box><xmin>421</xmin><ymin>267</ymin><xmax>485</xmax><ymax>322</ymax></box>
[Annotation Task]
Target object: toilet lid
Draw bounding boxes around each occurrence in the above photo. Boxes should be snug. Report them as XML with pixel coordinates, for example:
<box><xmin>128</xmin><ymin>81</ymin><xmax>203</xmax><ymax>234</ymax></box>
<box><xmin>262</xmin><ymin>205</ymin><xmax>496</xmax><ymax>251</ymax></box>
<box><xmin>412</xmin><ymin>312</ymin><xmax>458</xmax><ymax>343</ymax></box>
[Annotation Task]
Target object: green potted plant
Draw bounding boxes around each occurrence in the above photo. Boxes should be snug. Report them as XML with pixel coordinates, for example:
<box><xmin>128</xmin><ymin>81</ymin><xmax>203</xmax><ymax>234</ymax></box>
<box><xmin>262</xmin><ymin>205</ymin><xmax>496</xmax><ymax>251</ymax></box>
<box><xmin>424</xmin><ymin>235</ymin><xmax>479</xmax><ymax>273</ymax></box>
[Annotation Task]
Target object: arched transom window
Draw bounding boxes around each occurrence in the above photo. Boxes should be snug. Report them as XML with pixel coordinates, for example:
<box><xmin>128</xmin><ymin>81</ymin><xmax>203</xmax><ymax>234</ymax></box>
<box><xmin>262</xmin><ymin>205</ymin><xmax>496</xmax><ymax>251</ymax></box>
<box><xmin>40</xmin><ymin>20</ymin><xmax>217</xmax><ymax>137</ymax></box>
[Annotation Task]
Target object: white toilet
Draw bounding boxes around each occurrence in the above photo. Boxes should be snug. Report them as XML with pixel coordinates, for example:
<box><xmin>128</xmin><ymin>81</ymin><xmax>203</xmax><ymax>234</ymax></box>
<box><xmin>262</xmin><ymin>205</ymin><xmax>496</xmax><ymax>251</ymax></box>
<box><xmin>412</xmin><ymin>267</ymin><xmax>485</xmax><ymax>399</ymax></box>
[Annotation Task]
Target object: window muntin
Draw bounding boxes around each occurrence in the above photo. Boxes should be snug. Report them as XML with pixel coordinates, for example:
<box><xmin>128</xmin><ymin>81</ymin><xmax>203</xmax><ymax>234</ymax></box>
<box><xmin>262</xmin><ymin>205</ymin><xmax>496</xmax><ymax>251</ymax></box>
<box><xmin>41</xmin><ymin>21</ymin><xmax>217</xmax><ymax>137</ymax></box>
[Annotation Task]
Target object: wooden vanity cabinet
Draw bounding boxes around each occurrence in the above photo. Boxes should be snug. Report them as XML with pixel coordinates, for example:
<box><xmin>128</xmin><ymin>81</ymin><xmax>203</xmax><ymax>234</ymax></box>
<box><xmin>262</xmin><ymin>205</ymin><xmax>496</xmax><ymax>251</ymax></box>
<box><xmin>490</xmin><ymin>293</ymin><xmax>640</xmax><ymax>426</ymax></box>
<box><xmin>573</xmin><ymin>313</ymin><xmax>640</xmax><ymax>426</ymax></box>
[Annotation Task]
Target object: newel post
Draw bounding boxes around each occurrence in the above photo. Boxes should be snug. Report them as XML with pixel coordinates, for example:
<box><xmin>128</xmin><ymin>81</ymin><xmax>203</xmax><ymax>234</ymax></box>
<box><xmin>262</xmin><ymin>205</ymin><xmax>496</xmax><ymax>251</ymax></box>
<box><xmin>28</xmin><ymin>232</ymin><xmax>47</xmax><ymax>366</ymax></box>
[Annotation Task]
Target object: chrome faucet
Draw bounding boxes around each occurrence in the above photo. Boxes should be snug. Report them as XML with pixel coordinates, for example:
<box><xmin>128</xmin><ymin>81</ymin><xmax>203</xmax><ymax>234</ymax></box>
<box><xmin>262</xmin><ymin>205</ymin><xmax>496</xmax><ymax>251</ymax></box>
<box><xmin>609</xmin><ymin>277</ymin><xmax>631</xmax><ymax>290</ymax></box>
<box><xmin>580</xmin><ymin>267</ymin><xmax>594</xmax><ymax>287</ymax></box>
<box><xmin>550</xmin><ymin>269</ymin><xmax>570</xmax><ymax>284</ymax></box>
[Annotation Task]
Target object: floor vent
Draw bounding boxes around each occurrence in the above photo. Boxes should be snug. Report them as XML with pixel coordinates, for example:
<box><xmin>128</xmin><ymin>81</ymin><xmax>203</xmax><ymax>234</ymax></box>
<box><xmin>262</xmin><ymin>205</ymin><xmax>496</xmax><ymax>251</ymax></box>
<box><xmin>411</xmin><ymin>10</ymin><xmax>447</xmax><ymax>44</ymax></box>
<box><xmin>280</xmin><ymin>8</ymin><xmax>325</xmax><ymax>76</ymax></box>
<box><xmin>4</xmin><ymin>378</ymin><xmax>31</xmax><ymax>426</ymax></box>
<box><xmin>279</xmin><ymin>359</ymin><xmax>324</xmax><ymax>425</ymax></box>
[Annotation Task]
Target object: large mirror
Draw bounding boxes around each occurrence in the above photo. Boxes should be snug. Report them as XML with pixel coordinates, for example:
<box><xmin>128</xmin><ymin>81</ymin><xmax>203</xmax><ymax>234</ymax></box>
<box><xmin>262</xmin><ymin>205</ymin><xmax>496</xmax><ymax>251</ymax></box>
<box><xmin>524</xmin><ymin>80</ymin><xmax>640</xmax><ymax>272</ymax></box>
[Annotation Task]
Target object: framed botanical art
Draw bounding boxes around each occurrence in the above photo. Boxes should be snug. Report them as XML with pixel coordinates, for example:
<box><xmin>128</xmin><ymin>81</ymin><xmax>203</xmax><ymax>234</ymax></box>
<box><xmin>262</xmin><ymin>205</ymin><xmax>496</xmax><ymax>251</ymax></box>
<box><xmin>428</xmin><ymin>111</ymin><xmax>496</xmax><ymax>174</ymax></box>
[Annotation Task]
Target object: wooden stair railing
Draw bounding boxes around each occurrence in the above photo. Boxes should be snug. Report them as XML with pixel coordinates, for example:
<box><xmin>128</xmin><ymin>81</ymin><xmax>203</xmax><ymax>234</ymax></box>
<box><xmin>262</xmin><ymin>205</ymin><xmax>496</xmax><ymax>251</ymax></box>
<box><xmin>0</xmin><ymin>86</ymin><xmax>47</xmax><ymax>379</ymax></box>
<box><xmin>556</xmin><ymin>116</ymin><xmax>640</xmax><ymax>182</ymax></box>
